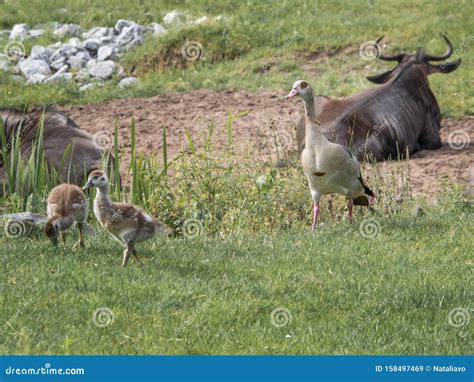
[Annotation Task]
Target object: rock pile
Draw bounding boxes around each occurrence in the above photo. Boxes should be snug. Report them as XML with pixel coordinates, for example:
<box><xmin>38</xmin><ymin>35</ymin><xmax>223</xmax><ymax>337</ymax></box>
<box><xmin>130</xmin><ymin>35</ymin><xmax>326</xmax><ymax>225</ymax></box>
<box><xmin>0</xmin><ymin>11</ymin><xmax>217</xmax><ymax>90</ymax></box>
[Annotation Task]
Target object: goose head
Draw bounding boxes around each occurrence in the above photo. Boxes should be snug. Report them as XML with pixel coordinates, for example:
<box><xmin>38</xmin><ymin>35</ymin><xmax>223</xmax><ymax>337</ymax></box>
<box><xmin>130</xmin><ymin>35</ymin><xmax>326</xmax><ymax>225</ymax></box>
<box><xmin>44</xmin><ymin>218</ymin><xmax>60</xmax><ymax>245</ymax></box>
<box><xmin>83</xmin><ymin>170</ymin><xmax>108</xmax><ymax>190</ymax></box>
<box><xmin>287</xmin><ymin>80</ymin><xmax>313</xmax><ymax>102</ymax></box>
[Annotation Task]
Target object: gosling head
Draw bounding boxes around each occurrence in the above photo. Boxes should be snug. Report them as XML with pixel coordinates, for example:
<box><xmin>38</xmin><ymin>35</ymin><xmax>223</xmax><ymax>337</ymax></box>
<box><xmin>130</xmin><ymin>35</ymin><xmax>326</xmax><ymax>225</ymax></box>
<box><xmin>44</xmin><ymin>218</ymin><xmax>60</xmax><ymax>245</ymax></box>
<box><xmin>83</xmin><ymin>170</ymin><xmax>108</xmax><ymax>191</ymax></box>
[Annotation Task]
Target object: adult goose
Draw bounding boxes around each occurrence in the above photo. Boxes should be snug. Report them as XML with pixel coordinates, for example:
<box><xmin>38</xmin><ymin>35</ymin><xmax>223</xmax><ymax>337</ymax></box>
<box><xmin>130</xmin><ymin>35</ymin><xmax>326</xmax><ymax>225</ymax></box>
<box><xmin>287</xmin><ymin>80</ymin><xmax>375</xmax><ymax>231</ymax></box>
<box><xmin>45</xmin><ymin>184</ymin><xmax>88</xmax><ymax>248</ymax></box>
<box><xmin>83</xmin><ymin>170</ymin><xmax>172</xmax><ymax>267</ymax></box>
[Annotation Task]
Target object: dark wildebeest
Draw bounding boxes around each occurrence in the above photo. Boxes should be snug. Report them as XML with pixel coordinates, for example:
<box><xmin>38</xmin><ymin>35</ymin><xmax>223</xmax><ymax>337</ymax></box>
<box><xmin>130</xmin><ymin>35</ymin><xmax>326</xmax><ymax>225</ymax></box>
<box><xmin>0</xmin><ymin>109</ymin><xmax>107</xmax><ymax>194</ymax></box>
<box><xmin>296</xmin><ymin>35</ymin><xmax>461</xmax><ymax>160</ymax></box>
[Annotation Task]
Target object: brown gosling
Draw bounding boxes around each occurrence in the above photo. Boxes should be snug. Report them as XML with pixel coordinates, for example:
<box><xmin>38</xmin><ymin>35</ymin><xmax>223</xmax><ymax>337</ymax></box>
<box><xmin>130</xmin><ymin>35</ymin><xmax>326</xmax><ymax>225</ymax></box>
<box><xmin>45</xmin><ymin>184</ymin><xmax>88</xmax><ymax>248</ymax></box>
<box><xmin>82</xmin><ymin>170</ymin><xmax>172</xmax><ymax>267</ymax></box>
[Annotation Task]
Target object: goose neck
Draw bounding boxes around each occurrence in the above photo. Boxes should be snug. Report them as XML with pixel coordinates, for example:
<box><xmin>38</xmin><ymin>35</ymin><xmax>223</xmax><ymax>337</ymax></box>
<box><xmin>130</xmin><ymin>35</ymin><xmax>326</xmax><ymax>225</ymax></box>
<box><xmin>95</xmin><ymin>185</ymin><xmax>111</xmax><ymax>204</ymax></box>
<box><xmin>302</xmin><ymin>92</ymin><xmax>318</xmax><ymax>123</ymax></box>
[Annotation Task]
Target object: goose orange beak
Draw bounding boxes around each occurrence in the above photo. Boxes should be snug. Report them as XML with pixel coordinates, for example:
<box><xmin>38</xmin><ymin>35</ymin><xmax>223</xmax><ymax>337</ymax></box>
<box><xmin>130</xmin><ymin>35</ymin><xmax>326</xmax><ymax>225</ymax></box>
<box><xmin>286</xmin><ymin>89</ymin><xmax>299</xmax><ymax>98</ymax></box>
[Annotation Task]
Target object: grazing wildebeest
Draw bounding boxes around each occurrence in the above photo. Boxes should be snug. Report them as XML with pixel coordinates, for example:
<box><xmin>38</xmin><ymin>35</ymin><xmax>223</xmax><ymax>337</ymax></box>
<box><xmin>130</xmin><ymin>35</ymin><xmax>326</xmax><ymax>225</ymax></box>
<box><xmin>0</xmin><ymin>109</ymin><xmax>106</xmax><ymax>193</ymax></box>
<box><xmin>296</xmin><ymin>35</ymin><xmax>461</xmax><ymax>161</ymax></box>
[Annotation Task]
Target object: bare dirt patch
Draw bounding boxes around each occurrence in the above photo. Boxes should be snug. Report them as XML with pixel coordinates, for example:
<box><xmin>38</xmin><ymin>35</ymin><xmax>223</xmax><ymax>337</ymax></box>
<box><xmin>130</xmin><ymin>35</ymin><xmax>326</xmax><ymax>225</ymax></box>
<box><xmin>60</xmin><ymin>90</ymin><xmax>473</xmax><ymax>197</ymax></box>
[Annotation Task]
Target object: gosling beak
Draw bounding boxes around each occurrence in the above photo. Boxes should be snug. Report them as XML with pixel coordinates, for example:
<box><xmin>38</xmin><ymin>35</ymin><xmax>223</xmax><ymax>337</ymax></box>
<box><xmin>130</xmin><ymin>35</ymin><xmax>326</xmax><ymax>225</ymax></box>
<box><xmin>82</xmin><ymin>180</ymin><xmax>93</xmax><ymax>190</ymax></box>
<box><xmin>286</xmin><ymin>88</ymin><xmax>299</xmax><ymax>99</ymax></box>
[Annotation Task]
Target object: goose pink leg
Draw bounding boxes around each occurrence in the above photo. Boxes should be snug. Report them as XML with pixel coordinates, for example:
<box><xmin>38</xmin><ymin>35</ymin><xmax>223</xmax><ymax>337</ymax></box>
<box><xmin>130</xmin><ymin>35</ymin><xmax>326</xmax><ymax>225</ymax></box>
<box><xmin>368</xmin><ymin>196</ymin><xmax>376</xmax><ymax>206</ymax></box>
<box><xmin>312</xmin><ymin>202</ymin><xmax>320</xmax><ymax>232</ymax></box>
<box><xmin>347</xmin><ymin>199</ymin><xmax>353</xmax><ymax>223</ymax></box>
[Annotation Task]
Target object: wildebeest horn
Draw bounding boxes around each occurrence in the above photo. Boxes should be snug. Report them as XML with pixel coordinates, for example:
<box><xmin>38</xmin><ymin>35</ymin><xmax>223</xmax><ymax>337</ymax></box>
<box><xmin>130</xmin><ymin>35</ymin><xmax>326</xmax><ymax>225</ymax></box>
<box><xmin>375</xmin><ymin>36</ymin><xmax>405</xmax><ymax>62</ymax></box>
<box><xmin>424</xmin><ymin>35</ymin><xmax>453</xmax><ymax>61</ymax></box>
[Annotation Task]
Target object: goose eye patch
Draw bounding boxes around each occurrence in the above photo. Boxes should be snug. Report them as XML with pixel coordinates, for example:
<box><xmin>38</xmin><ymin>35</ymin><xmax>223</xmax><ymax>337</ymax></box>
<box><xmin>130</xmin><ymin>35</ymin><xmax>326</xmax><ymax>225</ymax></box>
<box><xmin>300</xmin><ymin>81</ymin><xmax>308</xmax><ymax>89</ymax></box>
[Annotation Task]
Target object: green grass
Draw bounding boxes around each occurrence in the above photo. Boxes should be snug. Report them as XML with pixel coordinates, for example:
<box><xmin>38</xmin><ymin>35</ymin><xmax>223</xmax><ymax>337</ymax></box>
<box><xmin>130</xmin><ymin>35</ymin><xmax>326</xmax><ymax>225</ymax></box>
<box><xmin>0</xmin><ymin>198</ymin><xmax>472</xmax><ymax>354</ymax></box>
<box><xmin>0</xmin><ymin>0</ymin><xmax>472</xmax><ymax>116</ymax></box>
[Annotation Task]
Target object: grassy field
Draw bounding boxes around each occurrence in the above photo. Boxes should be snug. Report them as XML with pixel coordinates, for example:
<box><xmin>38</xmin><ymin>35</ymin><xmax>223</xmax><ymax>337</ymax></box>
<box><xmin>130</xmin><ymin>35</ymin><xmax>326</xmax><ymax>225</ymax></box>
<box><xmin>0</xmin><ymin>196</ymin><xmax>472</xmax><ymax>355</ymax></box>
<box><xmin>0</xmin><ymin>0</ymin><xmax>473</xmax><ymax>116</ymax></box>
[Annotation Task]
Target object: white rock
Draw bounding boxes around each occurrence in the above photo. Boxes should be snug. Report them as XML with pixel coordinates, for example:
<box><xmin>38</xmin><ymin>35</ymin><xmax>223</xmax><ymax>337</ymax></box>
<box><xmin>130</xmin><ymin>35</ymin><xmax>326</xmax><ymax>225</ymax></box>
<box><xmin>83</xmin><ymin>38</ymin><xmax>101</xmax><ymax>52</ymax></box>
<box><xmin>9</xmin><ymin>24</ymin><xmax>29</xmax><ymax>40</ymax></box>
<box><xmin>79</xmin><ymin>83</ymin><xmax>95</xmax><ymax>92</ymax></box>
<box><xmin>79</xmin><ymin>81</ymin><xmax>104</xmax><ymax>92</ymax></box>
<box><xmin>97</xmin><ymin>45</ymin><xmax>115</xmax><ymax>61</ymax></box>
<box><xmin>54</xmin><ymin>24</ymin><xmax>82</xmax><ymax>38</ymax></box>
<box><xmin>55</xmin><ymin>45</ymin><xmax>78</xmax><ymax>58</ymax></box>
<box><xmin>116</xmin><ymin>24</ymin><xmax>145</xmax><ymax>46</ymax></box>
<box><xmin>115</xmin><ymin>19</ymin><xmax>137</xmax><ymax>34</ymax></box>
<box><xmin>28</xmin><ymin>29</ymin><xmax>44</xmax><ymax>38</ymax></box>
<box><xmin>118</xmin><ymin>76</ymin><xmax>138</xmax><ymax>88</ymax></box>
<box><xmin>99</xmin><ymin>35</ymin><xmax>114</xmax><ymax>45</ymax></box>
<box><xmin>68</xmin><ymin>51</ymin><xmax>91</xmax><ymax>70</ymax></box>
<box><xmin>82</xmin><ymin>27</ymin><xmax>113</xmax><ymax>40</ymax></box>
<box><xmin>149</xmin><ymin>22</ymin><xmax>166</xmax><ymax>36</ymax></box>
<box><xmin>49</xmin><ymin>54</ymin><xmax>67</xmax><ymax>71</ymax></box>
<box><xmin>116</xmin><ymin>26</ymin><xmax>134</xmax><ymax>46</ymax></box>
<box><xmin>123</xmin><ymin>37</ymin><xmax>143</xmax><ymax>50</ymax></box>
<box><xmin>163</xmin><ymin>10</ymin><xmax>186</xmax><ymax>25</ymax></box>
<box><xmin>19</xmin><ymin>58</ymin><xmax>52</xmax><ymax>78</ymax></box>
<box><xmin>68</xmin><ymin>37</ymin><xmax>82</xmax><ymax>47</ymax></box>
<box><xmin>26</xmin><ymin>73</ymin><xmax>47</xmax><ymax>84</ymax></box>
<box><xmin>193</xmin><ymin>16</ymin><xmax>208</xmax><ymax>24</ymax></box>
<box><xmin>46</xmin><ymin>71</ymin><xmax>73</xmax><ymax>83</ymax></box>
<box><xmin>86</xmin><ymin>59</ymin><xmax>115</xmax><ymax>79</ymax></box>
<box><xmin>30</xmin><ymin>46</ymin><xmax>52</xmax><ymax>62</ymax></box>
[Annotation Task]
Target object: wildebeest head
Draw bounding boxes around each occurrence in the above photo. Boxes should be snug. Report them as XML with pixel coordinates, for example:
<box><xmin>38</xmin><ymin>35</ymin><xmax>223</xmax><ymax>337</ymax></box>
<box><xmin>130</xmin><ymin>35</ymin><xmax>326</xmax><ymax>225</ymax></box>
<box><xmin>367</xmin><ymin>35</ymin><xmax>461</xmax><ymax>84</ymax></box>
